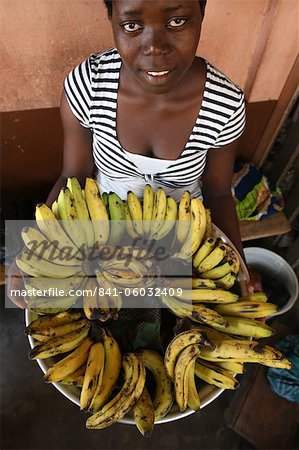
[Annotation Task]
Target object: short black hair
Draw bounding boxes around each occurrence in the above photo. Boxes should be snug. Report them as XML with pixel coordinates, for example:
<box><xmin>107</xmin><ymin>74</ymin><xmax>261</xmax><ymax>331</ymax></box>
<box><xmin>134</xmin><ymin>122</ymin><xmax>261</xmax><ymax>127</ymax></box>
<box><xmin>103</xmin><ymin>0</ymin><xmax>207</xmax><ymax>19</ymax></box>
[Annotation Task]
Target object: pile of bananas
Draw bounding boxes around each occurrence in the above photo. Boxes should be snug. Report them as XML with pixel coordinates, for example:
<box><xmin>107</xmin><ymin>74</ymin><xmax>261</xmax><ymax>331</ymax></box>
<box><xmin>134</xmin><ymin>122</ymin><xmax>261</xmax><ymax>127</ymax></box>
<box><xmin>19</xmin><ymin>176</ymin><xmax>292</xmax><ymax>434</ymax></box>
<box><xmin>25</xmin><ymin>309</ymin><xmax>291</xmax><ymax>436</ymax></box>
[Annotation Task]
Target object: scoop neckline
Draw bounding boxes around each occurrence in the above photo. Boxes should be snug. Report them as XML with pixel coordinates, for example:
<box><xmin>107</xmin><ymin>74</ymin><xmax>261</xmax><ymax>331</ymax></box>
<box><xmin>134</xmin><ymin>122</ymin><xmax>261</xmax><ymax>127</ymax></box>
<box><xmin>113</xmin><ymin>53</ymin><xmax>210</xmax><ymax>163</ymax></box>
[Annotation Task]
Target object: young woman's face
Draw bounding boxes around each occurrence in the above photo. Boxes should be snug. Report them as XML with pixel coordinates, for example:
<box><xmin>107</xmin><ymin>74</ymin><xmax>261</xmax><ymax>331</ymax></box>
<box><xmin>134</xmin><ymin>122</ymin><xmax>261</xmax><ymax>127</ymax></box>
<box><xmin>110</xmin><ymin>0</ymin><xmax>202</xmax><ymax>94</ymax></box>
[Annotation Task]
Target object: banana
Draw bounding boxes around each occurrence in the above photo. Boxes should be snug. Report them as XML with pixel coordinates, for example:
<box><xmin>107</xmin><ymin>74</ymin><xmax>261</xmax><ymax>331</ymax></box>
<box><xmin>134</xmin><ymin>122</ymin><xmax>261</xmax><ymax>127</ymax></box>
<box><xmin>175</xmin><ymin>191</ymin><xmax>191</xmax><ymax>244</ymax></box>
<box><xmin>83</xmin><ymin>277</ymin><xmax>100</xmax><ymax>321</ymax></box>
<box><xmin>57</xmin><ymin>187</ymin><xmax>87</xmax><ymax>251</ymax></box>
<box><xmin>60</xmin><ymin>364</ymin><xmax>86</xmax><ymax>387</ymax></box>
<box><xmin>80</xmin><ymin>342</ymin><xmax>105</xmax><ymax>410</ymax></box>
<box><xmin>67</xmin><ymin>177</ymin><xmax>95</xmax><ymax>248</ymax></box>
<box><xmin>127</xmin><ymin>191</ymin><xmax>144</xmax><ymax>236</ymax></box>
<box><xmin>21</xmin><ymin>227</ymin><xmax>82</xmax><ymax>266</ymax></box>
<box><xmin>201</xmin><ymin>260</ymin><xmax>234</xmax><ymax>279</ymax></box>
<box><xmin>136</xmin><ymin>349</ymin><xmax>174</xmax><ymax>422</ymax></box>
<box><xmin>142</xmin><ymin>184</ymin><xmax>155</xmax><ymax>237</ymax></box>
<box><xmin>26</xmin><ymin>317</ymin><xmax>88</xmax><ymax>340</ymax></box>
<box><xmin>149</xmin><ymin>187</ymin><xmax>167</xmax><ymax>237</ymax></box>
<box><xmin>241</xmin><ymin>292</ymin><xmax>268</xmax><ymax>302</ymax></box>
<box><xmin>194</xmin><ymin>360</ymin><xmax>239</xmax><ymax>390</ymax></box>
<box><xmin>101</xmin><ymin>192</ymin><xmax>109</xmax><ymax>209</ymax></box>
<box><xmin>161</xmin><ymin>294</ymin><xmax>228</xmax><ymax>329</ymax></box>
<box><xmin>51</xmin><ymin>200</ymin><xmax>60</xmax><ymax>219</ymax></box>
<box><xmin>96</xmin><ymin>276</ymin><xmax>121</xmax><ymax>320</ymax></box>
<box><xmin>174</xmin><ymin>197</ymin><xmax>206</xmax><ymax>260</ymax></box>
<box><xmin>133</xmin><ymin>386</ymin><xmax>155</xmax><ymax>437</ymax></box>
<box><xmin>84</xmin><ymin>178</ymin><xmax>110</xmax><ymax>245</ymax></box>
<box><xmin>29</xmin><ymin>322</ymin><xmax>90</xmax><ymax>360</ymax></box>
<box><xmin>86</xmin><ymin>353</ymin><xmax>146</xmax><ymax>429</ymax></box>
<box><xmin>15</xmin><ymin>250</ymin><xmax>82</xmax><ymax>279</ymax></box>
<box><xmin>174</xmin><ymin>344</ymin><xmax>202</xmax><ymax>411</ymax></box>
<box><xmin>203</xmin><ymin>208</ymin><xmax>212</xmax><ymax>240</ymax></box>
<box><xmin>124</xmin><ymin>202</ymin><xmax>139</xmax><ymax>239</ymax></box>
<box><xmin>221</xmin><ymin>243</ymin><xmax>240</xmax><ymax>274</ymax></box>
<box><xmin>175</xmin><ymin>288</ymin><xmax>239</xmax><ymax>304</ymax></box>
<box><xmin>35</xmin><ymin>203</ymin><xmax>79</xmax><ymax>251</ymax></box>
<box><xmin>24</xmin><ymin>274</ymin><xmax>84</xmax><ymax>298</ymax></box>
<box><xmin>164</xmin><ymin>329</ymin><xmax>214</xmax><ymax>381</ymax></box>
<box><xmin>192</xmin><ymin>278</ymin><xmax>217</xmax><ymax>289</ymax></box>
<box><xmin>196</xmin><ymin>244</ymin><xmax>227</xmax><ymax>273</ymax></box>
<box><xmin>213</xmin><ymin>301</ymin><xmax>277</xmax><ymax>318</ymax></box>
<box><xmin>199</xmin><ymin>339</ymin><xmax>291</xmax><ymax>368</ymax></box>
<box><xmin>152</xmin><ymin>196</ymin><xmax>177</xmax><ymax>240</ymax></box>
<box><xmin>208</xmin><ymin>360</ymin><xmax>244</xmax><ymax>374</ymax></box>
<box><xmin>25</xmin><ymin>310</ymin><xmax>82</xmax><ymax>334</ymax></box>
<box><xmin>213</xmin><ymin>315</ymin><xmax>274</xmax><ymax>339</ymax></box>
<box><xmin>44</xmin><ymin>337</ymin><xmax>93</xmax><ymax>383</ymax></box>
<box><xmin>107</xmin><ymin>192</ymin><xmax>126</xmax><ymax>245</ymax></box>
<box><xmin>187</xmin><ymin>365</ymin><xmax>201</xmax><ymax>411</ymax></box>
<box><xmin>27</xmin><ymin>294</ymin><xmax>79</xmax><ymax>312</ymax></box>
<box><xmin>193</xmin><ymin>237</ymin><xmax>217</xmax><ymax>269</ymax></box>
<box><xmin>89</xmin><ymin>329</ymin><xmax>122</xmax><ymax>412</ymax></box>
<box><xmin>30</xmin><ymin>307</ymin><xmax>71</xmax><ymax>315</ymax></box>
<box><xmin>215</xmin><ymin>271</ymin><xmax>237</xmax><ymax>289</ymax></box>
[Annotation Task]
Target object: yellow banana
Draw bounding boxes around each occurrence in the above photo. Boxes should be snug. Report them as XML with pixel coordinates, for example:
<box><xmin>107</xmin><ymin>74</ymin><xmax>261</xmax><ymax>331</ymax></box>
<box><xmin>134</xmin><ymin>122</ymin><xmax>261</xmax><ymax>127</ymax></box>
<box><xmin>26</xmin><ymin>317</ymin><xmax>87</xmax><ymax>340</ymax></box>
<box><xmin>83</xmin><ymin>277</ymin><xmax>101</xmax><ymax>321</ymax></box>
<box><xmin>89</xmin><ymin>329</ymin><xmax>121</xmax><ymax>412</ymax></box>
<box><xmin>127</xmin><ymin>191</ymin><xmax>144</xmax><ymax>236</ymax></box>
<box><xmin>174</xmin><ymin>197</ymin><xmax>206</xmax><ymax>260</ymax></box>
<box><xmin>136</xmin><ymin>349</ymin><xmax>174</xmax><ymax>422</ymax></box>
<box><xmin>44</xmin><ymin>337</ymin><xmax>93</xmax><ymax>382</ymax></box>
<box><xmin>24</xmin><ymin>274</ymin><xmax>84</xmax><ymax>298</ymax></box>
<box><xmin>80</xmin><ymin>342</ymin><xmax>105</xmax><ymax>410</ymax></box>
<box><xmin>176</xmin><ymin>191</ymin><xmax>191</xmax><ymax>244</ymax></box>
<box><xmin>60</xmin><ymin>364</ymin><xmax>86</xmax><ymax>387</ymax></box>
<box><xmin>57</xmin><ymin>187</ymin><xmax>87</xmax><ymax>251</ymax></box>
<box><xmin>187</xmin><ymin>365</ymin><xmax>201</xmax><ymax>411</ymax></box>
<box><xmin>208</xmin><ymin>360</ymin><xmax>244</xmax><ymax>374</ymax></box>
<box><xmin>149</xmin><ymin>187</ymin><xmax>167</xmax><ymax>236</ymax></box>
<box><xmin>51</xmin><ymin>200</ymin><xmax>60</xmax><ymax>219</ymax></box>
<box><xmin>200</xmin><ymin>339</ymin><xmax>291</xmax><ymax>368</ymax></box>
<box><xmin>26</xmin><ymin>310</ymin><xmax>82</xmax><ymax>334</ymax></box>
<box><xmin>194</xmin><ymin>361</ymin><xmax>239</xmax><ymax>390</ymax></box>
<box><xmin>35</xmin><ymin>203</ymin><xmax>79</xmax><ymax>251</ymax></box>
<box><xmin>221</xmin><ymin>243</ymin><xmax>240</xmax><ymax>274</ymax></box>
<box><xmin>124</xmin><ymin>202</ymin><xmax>139</xmax><ymax>239</ymax></box>
<box><xmin>142</xmin><ymin>184</ymin><xmax>155</xmax><ymax>236</ymax></box>
<box><xmin>86</xmin><ymin>353</ymin><xmax>145</xmax><ymax>429</ymax></box>
<box><xmin>241</xmin><ymin>292</ymin><xmax>268</xmax><ymax>302</ymax></box>
<box><xmin>201</xmin><ymin>260</ymin><xmax>234</xmax><ymax>279</ymax></box>
<box><xmin>21</xmin><ymin>226</ymin><xmax>82</xmax><ymax>266</ymax></box>
<box><xmin>175</xmin><ymin>288</ymin><xmax>239</xmax><ymax>304</ymax></box>
<box><xmin>174</xmin><ymin>344</ymin><xmax>202</xmax><ymax>412</ymax></box>
<box><xmin>203</xmin><ymin>208</ymin><xmax>212</xmax><ymax>239</ymax></box>
<box><xmin>164</xmin><ymin>329</ymin><xmax>214</xmax><ymax>381</ymax></box>
<box><xmin>29</xmin><ymin>323</ymin><xmax>90</xmax><ymax>360</ymax></box>
<box><xmin>213</xmin><ymin>301</ymin><xmax>277</xmax><ymax>318</ymax></box>
<box><xmin>84</xmin><ymin>178</ymin><xmax>110</xmax><ymax>245</ymax></box>
<box><xmin>213</xmin><ymin>315</ymin><xmax>274</xmax><ymax>339</ymax></box>
<box><xmin>67</xmin><ymin>177</ymin><xmax>95</xmax><ymax>248</ymax></box>
<box><xmin>196</xmin><ymin>244</ymin><xmax>227</xmax><ymax>273</ymax></box>
<box><xmin>215</xmin><ymin>271</ymin><xmax>237</xmax><ymax>289</ymax></box>
<box><xmin>152</xmin><ymin>196</ymin><xmax>177</xmax><ymax>240</ymax></box>
<box><xmin>193</xmin><ymin>237</ymin><xmax>217</xmax><ymax>269</ymax></box>
<box><xmin>133</xmin><ymin>386</ymin><xmax>155</xmax><ymax>437</ymax></box>
<box><xmin>192</xmin><ymin>278</ymin><xmax>217</xmax><ymax>289</ymax></box>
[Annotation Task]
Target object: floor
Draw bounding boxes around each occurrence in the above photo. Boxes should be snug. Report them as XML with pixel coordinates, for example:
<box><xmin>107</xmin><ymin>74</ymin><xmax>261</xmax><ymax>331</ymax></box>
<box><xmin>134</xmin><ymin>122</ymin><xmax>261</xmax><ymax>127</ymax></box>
<box><xmin>1</xmin><ymin>283</ymin><xmax>297</xmax><ymax>450</ymax></box>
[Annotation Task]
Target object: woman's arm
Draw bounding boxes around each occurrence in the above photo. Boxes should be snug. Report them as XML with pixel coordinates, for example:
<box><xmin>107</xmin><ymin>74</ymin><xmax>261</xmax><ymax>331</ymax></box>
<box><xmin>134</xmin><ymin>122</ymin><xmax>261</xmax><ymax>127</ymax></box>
<box><xmin>46</xmin><ymin>91</ymin><xmax>95</xmax><ymax>206</ymax></box>
<box><xmin>201</xmin><ymin>140</ymin><xmax>244</xmax><ymax>259</ymax></box>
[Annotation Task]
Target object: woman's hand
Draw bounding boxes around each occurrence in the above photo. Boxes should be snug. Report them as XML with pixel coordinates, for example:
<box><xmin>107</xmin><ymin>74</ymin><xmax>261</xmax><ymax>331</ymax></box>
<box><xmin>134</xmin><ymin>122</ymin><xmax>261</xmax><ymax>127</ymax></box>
<box><xmin>246</xmin><ymin>266</ymin><xmax>263</xmax><ymax>293</ymax></box>
<box><xmin>6</xmin><ymin>260</ymin><xmax>27</xmax><ymax>309</ymax></box>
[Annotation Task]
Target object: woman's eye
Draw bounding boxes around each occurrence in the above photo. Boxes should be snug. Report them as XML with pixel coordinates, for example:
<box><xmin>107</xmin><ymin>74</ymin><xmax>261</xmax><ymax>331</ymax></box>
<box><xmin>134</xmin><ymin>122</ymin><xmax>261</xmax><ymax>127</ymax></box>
<box><xmin>122</xmin><ymin>22</ymin><xmax>142</xmax><ymax>32</ymax></box>
<box><xmin>168</xmin><ymin>18</ymin><xmax>187</xmax><ymax>28</ymax></box>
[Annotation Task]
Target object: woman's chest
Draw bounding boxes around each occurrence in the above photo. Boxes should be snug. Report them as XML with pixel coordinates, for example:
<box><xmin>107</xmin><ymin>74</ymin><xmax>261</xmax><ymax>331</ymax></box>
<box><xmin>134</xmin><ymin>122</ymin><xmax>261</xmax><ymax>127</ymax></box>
<box><xmin>116</xmin><ymin>94</ymin><xmax>202</xmax><ymax>160</ymax></box>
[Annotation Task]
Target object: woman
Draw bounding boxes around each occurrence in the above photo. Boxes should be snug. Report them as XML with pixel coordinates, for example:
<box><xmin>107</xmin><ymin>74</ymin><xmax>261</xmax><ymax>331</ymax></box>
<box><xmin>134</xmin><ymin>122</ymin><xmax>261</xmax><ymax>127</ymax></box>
<box><xmin>8</xmin><ymin>0</ymin><xmax>259</xmax><ymax>308</ymax></box>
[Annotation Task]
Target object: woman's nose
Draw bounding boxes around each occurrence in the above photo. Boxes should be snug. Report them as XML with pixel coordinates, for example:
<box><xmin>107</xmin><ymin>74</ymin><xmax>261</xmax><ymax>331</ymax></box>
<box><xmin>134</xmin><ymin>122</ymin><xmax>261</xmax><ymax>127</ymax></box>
<box><xmin>143</xmin><ymin>29</ymin><xmax>171</xmax><ymax>56</ymax></box>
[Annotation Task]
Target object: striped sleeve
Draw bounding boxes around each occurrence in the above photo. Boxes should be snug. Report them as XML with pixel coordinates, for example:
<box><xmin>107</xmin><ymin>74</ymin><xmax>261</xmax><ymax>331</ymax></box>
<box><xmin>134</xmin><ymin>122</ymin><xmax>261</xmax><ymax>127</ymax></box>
<box><xmin>213</xmin><ymin>92</ymin><xmax>246</xmax><ymax>148</ymax></box>
<box><xmin>64</xmin><ymin>58</ymin><xmax>92</xmax><ymax>128</ymax></box>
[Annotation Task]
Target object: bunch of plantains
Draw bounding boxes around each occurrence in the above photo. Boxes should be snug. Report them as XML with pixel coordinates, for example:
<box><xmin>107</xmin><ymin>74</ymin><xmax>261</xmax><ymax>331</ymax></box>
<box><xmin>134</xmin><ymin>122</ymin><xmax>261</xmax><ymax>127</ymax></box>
<box><xmin>19</xmin><ymin>177</ymin><xmax>291</xmax><ymax>435</ymax></box>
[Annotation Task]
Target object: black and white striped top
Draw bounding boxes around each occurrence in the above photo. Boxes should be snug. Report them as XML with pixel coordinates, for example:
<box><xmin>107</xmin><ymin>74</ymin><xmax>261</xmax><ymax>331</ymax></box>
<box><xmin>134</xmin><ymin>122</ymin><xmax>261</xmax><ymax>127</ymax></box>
<box><xmin>64</xmin><ymin>48</ymin><xmax>245</xmax><ymax>193</ymax></box>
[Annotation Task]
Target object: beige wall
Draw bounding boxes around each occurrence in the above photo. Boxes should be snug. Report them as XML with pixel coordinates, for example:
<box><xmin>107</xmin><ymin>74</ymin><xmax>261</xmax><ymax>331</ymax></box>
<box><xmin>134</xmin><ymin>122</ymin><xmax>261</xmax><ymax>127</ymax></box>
<box><xmin>1</xmin><ymin>0</ymin><xmax>298</xmax><ymax>112</ymax></box>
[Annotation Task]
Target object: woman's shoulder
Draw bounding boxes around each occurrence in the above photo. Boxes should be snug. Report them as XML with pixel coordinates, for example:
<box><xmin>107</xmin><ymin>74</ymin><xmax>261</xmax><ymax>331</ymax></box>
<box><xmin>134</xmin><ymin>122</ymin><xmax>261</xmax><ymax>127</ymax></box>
<box><xmin>202</xmin><ymin>58</ymin><xmax>244</xmax><ymax>97</ymax></box>
<box><xmin>88</xmin><ymin>47</ymin><xmax>121</xmax><ymax>70</ymax></box>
